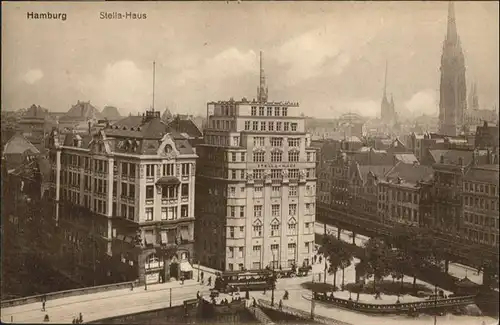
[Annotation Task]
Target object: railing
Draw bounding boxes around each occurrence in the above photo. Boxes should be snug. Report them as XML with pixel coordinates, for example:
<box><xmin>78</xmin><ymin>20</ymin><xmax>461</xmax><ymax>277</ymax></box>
<box><xmin>246</xmin><ymin>303</ymin><xmax>275</xmax><ymax>325</ymax></box>
<box><xmin>312</xmin><ymin>293</ymin><xmax>476</xmax><ymax>314</ymax></box>
<box><xmin>1</xmin><ymin>280</ymin><xmax>139</xmax><ymax>309</ymax></box>
<box><xmin>257</xmin><ymin>298</ymin><xmax>351</xmax><ymax>325</ymax></box>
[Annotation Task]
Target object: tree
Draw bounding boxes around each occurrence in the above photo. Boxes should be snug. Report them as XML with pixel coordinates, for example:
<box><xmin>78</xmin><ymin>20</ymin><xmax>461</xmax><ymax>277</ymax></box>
<box><xmin>361</xmin><ymin>238</ymin><xmax>391</xmax><ymax>292</ymax></box>
<box><xmin>339</xmin><ymin>248</ymin><xmax>353</xmax><ymax>290</ymax></box>
<box><xmin>318</xmin><ymin>234</ymin><xmax>344</xmax><ymax>290</ymax></box>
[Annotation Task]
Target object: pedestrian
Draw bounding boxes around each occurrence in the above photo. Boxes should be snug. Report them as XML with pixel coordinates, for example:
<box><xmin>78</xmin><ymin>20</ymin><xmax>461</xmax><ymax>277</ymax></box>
<box><xmin>263</xmin><ymin>288</ymin><xmax>266</xmax><ymax>295</ymax></box>
<box><xmin>201</xmin><ymin>271</ymin><xmax>204</xmax><ymax>282</ymax></box>
<box><xmin>208</xmin><ymin>276</ymin><xmax>212</xmax><ymax>286</ymax></box>
<box><xmin>79</xmin><ymin>313</ymin><xmax>83</xmax><ymax>323</ymax></box>
<box><xmin>42</xmin><ymin>300</ymin><xmax>46</xmax><ymax>312</ymax></box>
<box><xmin>279</xmin><ymin>299</ymin><xmax>283</xmax><ymax>310</ymax></box>
<box><xmin>131</xmin><ymin>282</ymin><xmax>134</xmax><ymax>291</ymax></box>
<box><xmin>43</xmin><ymin>314</ymin><xmax>50</xmax><ymax>322</ymax></box>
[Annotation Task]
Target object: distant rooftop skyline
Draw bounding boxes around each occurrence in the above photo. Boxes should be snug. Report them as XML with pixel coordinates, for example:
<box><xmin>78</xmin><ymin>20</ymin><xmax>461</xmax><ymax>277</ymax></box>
<box><xmin>2</xmin><ymin>1</ymin><xmax>498</xmax><ymax>119</ymax></box>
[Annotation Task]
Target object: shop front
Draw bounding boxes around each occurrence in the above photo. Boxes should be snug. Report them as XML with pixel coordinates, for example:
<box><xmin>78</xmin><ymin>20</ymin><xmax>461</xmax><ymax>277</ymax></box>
<box><xmin>144</xmin><ymin>253</ymin><xmax>164</xmax><ymax>284</ymax></box>
<box><xmin>179</xmin><ymin>251</ymin><xmax>194</xmax><ymax>280</ymax></box>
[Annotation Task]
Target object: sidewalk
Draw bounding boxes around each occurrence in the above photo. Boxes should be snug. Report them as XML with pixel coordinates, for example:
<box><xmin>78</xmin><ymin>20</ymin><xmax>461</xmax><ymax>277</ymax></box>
<box><xmin>1</xmin><ymin>279</ymin><xmax>205</xmax><ymax>324</ymax></box>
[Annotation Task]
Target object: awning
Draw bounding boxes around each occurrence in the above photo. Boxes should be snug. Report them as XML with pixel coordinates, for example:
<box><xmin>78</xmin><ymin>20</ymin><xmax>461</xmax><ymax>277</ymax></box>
<box><xmin>156</xmin><ymin>176</ymin><xmax>181</xmax><ymax>186</ymax></box>
<box><xmin>180</xmin><ymin>261</ymin><xmax>193</xmax><ymax>273</ymax></box>
<box><xmin>161</xmin><ymin>231</ymin><xmax>168</xmax><ymax>244</ymax></box>
<box><xmin>180</xmin><ymin>227</ymin><xmax>189</xmax><ymax>241</ymax></box>
<box><xmin>145</xmin><ymin>232</ymin><xmax>154</xmax><ymax>245</ymax></box>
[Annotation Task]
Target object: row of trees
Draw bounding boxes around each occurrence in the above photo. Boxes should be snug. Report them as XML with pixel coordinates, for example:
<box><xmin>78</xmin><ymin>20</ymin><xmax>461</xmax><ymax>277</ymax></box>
<box><xmin>319</xmin><ymin>226</ymin><xmax>451</xmax><ymax>293</ymax></box>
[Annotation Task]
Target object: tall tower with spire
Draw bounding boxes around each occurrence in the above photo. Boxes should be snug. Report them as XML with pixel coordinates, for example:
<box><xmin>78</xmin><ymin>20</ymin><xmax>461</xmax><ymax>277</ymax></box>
<box><xmin>439</xmin><ymin>2</ymin><xmax>467</xmax><ymax>136</ymax></box>
<box><xmin>381</xmin><ymin>61</ymin><xmax>396</xmax><ymax>125</ymax></box>
<box><xmin>257</xmin><ymin>51</ymin><xmax>268</xmax><ymax>102</ymax></box>
<box><xmin>468</xmin><ymin>82</ymin><xmax>479</xmax><ymax>111</ymax></box>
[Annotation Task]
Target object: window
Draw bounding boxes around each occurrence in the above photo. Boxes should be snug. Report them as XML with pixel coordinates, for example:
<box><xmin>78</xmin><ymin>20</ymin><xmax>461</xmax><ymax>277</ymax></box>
<box><xmin>254</xmin><ymin>169</ymin><xmax>263</xmax><ymax>179</ymax></box>
<box><xmin>259</xmin><ymin>107</ymin><xmax>265</xmax><ymax>116</ymax></box>
<box><xmin>240</xmin><ymin>153</ymin><xmax>246</xmax><ymax>161</ymax></box>
<box><xmin>267</xmin><ymin>107</ymin><xmax>273</xmax><ymax>116</ymax></box>
<box><xmin>128</xmin><ymin>184</ymin><xmax>135</xmax><ymax>198</ymax></box>
<box><xmin>260</xmin><ymin>122</ymin><xmax>266</xmax><ymax>131</ymax></box>
<box><xmin>289</xmin><ymin>186</ymin><xmax>298</xmax><ymax>197</ymax></box>
<box><xmin>229</xmin><ymin>186</ymin><xmax>236</xmax><ymax>196</ymax></box>
<box><xmin>289</xmin><ymin>169</ymin><xmax>299</xmax><ymax>179</ymax></box>
<box><xmin>254</xmin><ymin>205</ymin><xmax>262</xmax><ymax>218</ymax></box>
<box><xmin>240</xmin><ymin>170</ymin><xmax>245</xmax><ymax>179</ymax></box>
<box><xmin>251</xmin><ymin>107</ymin><xmax>257</xmax><ymax>116</ymax></box>
<box><xmin>146</xmin><ymin>185</ymin><xmax>154</xmax><ymax>199</ymax></box>
<box><xmin>276</xmin><ymin>122</ymin><xmax>282</xmax><ymax>131</ymax></box>
<box><xmin>288</xmin><ymin>138</ymin><xmax>300</xmax><ymax>147</ymax></box>
<box><xmin>288</xmin><ymin>151</ymin><xmax>299</xmax><ymax>162</ymax></box>
<box><xmin>272</xmin><ymin>186</ymin><xmax>281</xmax><ymax>197</ymax></box>
<box><xmin>238</xmin><ymin>263</ymin><xmax>244</xmax><ymax>270</ymax></box>
<box><xmin>228</xmin><ymin>263</ymin><xmax>234</xmax><ymax>271</ymax></box>
<box><xmin>288</xmin><ymin>243</ymin><xmax>296</xmax><ymax>255</ymax></box>
<box><xmin>121</xmin><ymin>182</ymin><xmax>128</xmax><ymax>197</ymax></box>
<box><xmin>146</xmin><ymin>165</ymin><xmax>155</xmax><ymax>177</ymax></box>
<box><xmin>289</xmin><ymin>204</ymin><xmax>297</xmax><ymax>216</ymax></box>
<box><xmin>282</xmin><ymin>107</ymin><xmax>288</xmax><ymax>117</ymax></box>
<box><xmin>304</xmin><ymin>222</ymin><xmax>311</xmax><ymax>234</ymax></box>
<box><xmin>253</xmin><ymin>245</ymin><xmax>261</xmax><ymax>256</ymax></box>
<box><xmin>253</xmin><ymin>137</ymin><xmax>264</xmax><ymax>146</ymax></box>
<box><xmin>288</xmin><ymin>223</ymin><xmax>297</xmax><ymax>235</ymax></box>
<box><xmin>271</xmin><ymin>151</ymin><xmax>282</xmax><ymax>162</ymax></box>
<box><xmin>307</xmin><ymin>152</ymin><xmax>312</xmax><ymax>162</ymax></box>
<box><xmin>253</xmin><ymin>152</ymin><xmax>265</xmax><ymax>162</ymax></box>
<box><xmin>231</xmin><ymin>170</ymin><xmax>237</xmax><ymax>179</ymax></box>
<box><xmin>253</xmin><ymin>262</ymin><xmax>261</xmax><ymax>270</ymax></box>
<box><xmin>244</xmin><ymin>121</ymin><xmax>250</xmax><ymax>130</ymax></box>
<box><xmin>239</xmin><ymin>226</ymin><xmax>244</xmax><ymax>236</ymax></box>
<box><xmin>268</xmin><ymin>122</ymin><xmax>274</xmax><ymax>131</ymax></box>
<box><xmin>271</xmin><ymin>244</ymin><xmax>279</xmax><ymax>251</ymax></box>
<box><xmin>253</xmin><ymin>225</ymin><xmax>262</xmax><ymax>237</ymax></box>
<box><xmin>182</xmin><ymin>184</ymin><xmax>189</xmax><ymax>196</ymax></box>
<box><xmin>230</xmin><ymin>206</ymin><xmax>235</xmax><ymax>217</ymax></box>
<box><xmin>228</xmin><ymin>247</ymin><xmax>234</xmax><ymax>258</ymax></box>
<box><xmin>272</xmin><ymin>204</ymin><xmax>280</xmax><ymax>217</ymax></box>
<box><xmin>291</xmin><ymin>123</ymin><xmax>297</xmax><ymax>131</ymax></box>
<box><xmin>163</xmin><ymin>164</ymin><xmax>174</xmax><ymax>176</ymax></box>
<box><xmin>182</xmin><ymin>163</ymin><xmax>190</xmax><ymax>176</ymax></box>
<box><xmin>252</xmin><ymin>121</ymin><xmax>258</xmax><ymax>131</ymax></box>
<box><xmin>167</xmin><ymin>207</ymin><xmax>177</xmax><ymax>220</ymax></box>
<box><xmin>145</xmin><ymin>208</ymin><xmax>153</xmax><ymax>221</ymax></box>
<box><xmin>240</xmin><ymin>206</ymin><xmax>245</xmax><ymax>218</ymax></box>
<box><xmin>229</xmin><ymin>226</ymin><xmax>235</xmax><ymax>238</ymax></box>
<box><xmin>274</xmin><ymin>107</ymin><xmax>280</xmax><ymax>116</ymax></box>
<box><xmin>181</xmin><ymin>205</ymin><xmax>188</xmax><ymax>218</ymax></box>
<box><xmin>271</xmin><ymin>138</ymin><xmax>283</xmax><ymax>147</ymax></box>
<box><xmin>161</xmin><ymin>207</ymin><xmax>167</xmax><ymax>220</ymax></box>
<box><xmin>284</xmin><ymin>122</ymin><xmax>289</xmax><ymax>131</ymax></box>
<box><xmin>128</xmin><ymin>206</ymin><xmax>134</xmax><ymax>220</ymax></box>
<box><xmin>231</xmin><ymin>153</ymin><xmax>237</xmax><ymax>162</ymax></box>
<box><xmin>271</xmin><ymin>224</ymin><xmax>280</xmax><ymax>236</ymax></box>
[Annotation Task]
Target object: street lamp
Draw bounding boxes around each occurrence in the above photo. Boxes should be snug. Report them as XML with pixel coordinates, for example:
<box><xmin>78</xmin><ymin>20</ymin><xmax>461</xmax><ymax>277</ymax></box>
<box><xmin>433</xmin><ymin>284</ymin><xmax>437</xmax><ymax>325</ymax></box>
<box><xmin>144</xmin><ymin>263</ymin><xmax>148</xmax><ymax>291</ymax></box>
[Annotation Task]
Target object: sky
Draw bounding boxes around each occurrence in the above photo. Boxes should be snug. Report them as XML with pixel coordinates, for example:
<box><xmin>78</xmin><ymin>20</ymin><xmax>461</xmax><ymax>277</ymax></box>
<box><xmin>2</xmin><ymin>1</ymin><xmax>499</xmax><ymax>119</ymax></box>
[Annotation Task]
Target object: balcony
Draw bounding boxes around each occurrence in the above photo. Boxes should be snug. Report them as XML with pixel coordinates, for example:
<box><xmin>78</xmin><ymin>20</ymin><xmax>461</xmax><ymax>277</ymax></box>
<box><xmin>161</xmin><ymin>197</ymin><xmax>178</xmax><ymax>205</ymax></box>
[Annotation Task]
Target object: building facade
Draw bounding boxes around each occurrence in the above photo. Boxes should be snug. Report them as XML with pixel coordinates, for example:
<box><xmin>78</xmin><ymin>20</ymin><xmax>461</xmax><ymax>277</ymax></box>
<box><xmin>46</xmin><ymin>111</ymin><xmax>197</xmax><ymax>285</ymax></box>
<box><xmin>195</xmin><ymin>52</ymin><xmax>317</xmax><ymax>271</ymax></box>
<box><xmin>462</xmin><ymin>164</ymin><xmax>499</xmax><ymax>248</ymax></box>
<box><xmin>439</xmin><ymin>2</ymin><xmax>467</xmax><ymax>136</ymax></box>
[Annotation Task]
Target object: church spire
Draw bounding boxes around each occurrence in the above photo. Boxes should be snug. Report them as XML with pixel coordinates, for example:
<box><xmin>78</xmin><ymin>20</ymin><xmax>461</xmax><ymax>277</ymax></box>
<box><xmin>446</xmin><ymin>2</ymin><xmax>458</xmax><ymax>43</ymax></box>
<box><xmin>257</xmin><ymin>51</ymin><xmax>268</xmax><ymax>103</ymax></box>
<box><xmin>383</xmin><ymin>60</ymin><xmax>388</xmax><ymax>100</ymax></box>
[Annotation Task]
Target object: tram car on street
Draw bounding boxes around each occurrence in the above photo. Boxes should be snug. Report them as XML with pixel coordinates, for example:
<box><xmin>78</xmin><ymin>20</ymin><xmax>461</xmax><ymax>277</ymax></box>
<box><xmin>214</xmin><ymin>270</ymin><xmax>275</xmax><ymax>293</ymax></box>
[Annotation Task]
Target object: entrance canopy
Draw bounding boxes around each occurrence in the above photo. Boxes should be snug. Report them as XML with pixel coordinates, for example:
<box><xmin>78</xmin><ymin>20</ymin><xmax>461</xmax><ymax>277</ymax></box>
<box><xmin>180</xmin><ymin>261</ymin><xmax>193</xmax><ymax>273</ymax></box>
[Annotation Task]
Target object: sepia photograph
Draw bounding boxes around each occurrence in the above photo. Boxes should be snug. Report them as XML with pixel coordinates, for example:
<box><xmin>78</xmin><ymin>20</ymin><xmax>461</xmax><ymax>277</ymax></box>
<box><xmin>1</xmin><ymin>1</ymin><xmax>499</xmax><ymax>324</ymax></box>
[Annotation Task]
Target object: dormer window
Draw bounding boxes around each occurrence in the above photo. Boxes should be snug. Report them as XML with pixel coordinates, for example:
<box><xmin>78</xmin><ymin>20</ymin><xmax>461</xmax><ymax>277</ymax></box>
<box><xmin>165</xmin><ymin>144</ymin><xmax>173</xmax><ymax>154</ymax></box>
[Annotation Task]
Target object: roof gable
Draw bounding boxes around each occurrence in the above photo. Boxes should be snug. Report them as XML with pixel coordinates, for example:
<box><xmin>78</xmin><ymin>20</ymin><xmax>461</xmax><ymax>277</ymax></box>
<box><xmin>3</xmin><ymin>134</ymin><xmax>40</xmax><ymax>155</ymax></box>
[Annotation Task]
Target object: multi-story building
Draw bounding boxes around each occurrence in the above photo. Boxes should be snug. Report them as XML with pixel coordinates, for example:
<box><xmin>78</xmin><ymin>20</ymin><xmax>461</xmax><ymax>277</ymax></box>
<box><xmin>195</xmin><ymin>52</ymin><xmax>317</xmax><ymax>271</ymax></box>
<box><xmin>46</xmin><ymin>110</ymin><xmax>197</xmax><ymax>285</ymax></box>
<box><xmin>462</xmin><ymin>163</ymin><xmax>499</xmax><ymax>248</ymax></box>
<box><xmin>377</xmin><ymin>162</ymin><xmax>433</xmax><ymax>227</ymax></box>
<box><xmin>475</xmin><ymin>121</ymin><xmax>499</xmax><ymax>149</ymax></box>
